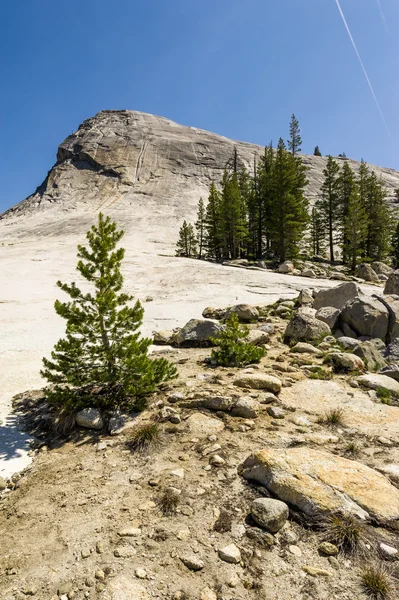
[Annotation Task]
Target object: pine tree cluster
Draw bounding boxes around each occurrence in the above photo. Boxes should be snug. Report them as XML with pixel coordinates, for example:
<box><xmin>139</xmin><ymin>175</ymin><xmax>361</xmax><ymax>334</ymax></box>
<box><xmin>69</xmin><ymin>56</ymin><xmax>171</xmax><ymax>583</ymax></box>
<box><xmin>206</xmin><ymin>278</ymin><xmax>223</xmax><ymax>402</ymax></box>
<box><xmin>176</xmin><ymin>115</ymin><xmax>396</xmax><ymax>270</ymax></box>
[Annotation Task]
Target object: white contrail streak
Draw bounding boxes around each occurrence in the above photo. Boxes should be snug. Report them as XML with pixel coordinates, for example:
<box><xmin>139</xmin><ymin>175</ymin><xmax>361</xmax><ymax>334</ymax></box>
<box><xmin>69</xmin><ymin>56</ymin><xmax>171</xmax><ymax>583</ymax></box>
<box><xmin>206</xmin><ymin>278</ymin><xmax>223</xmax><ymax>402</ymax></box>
<box><xmin>376</xmin><ymin>0</ymin><xmax>389</xmax><ymax>33</ymax></box>
<box><xmin>334</xmin><ymin>0</ymin><xmax>390</xmax><ymax>136</ymax></box>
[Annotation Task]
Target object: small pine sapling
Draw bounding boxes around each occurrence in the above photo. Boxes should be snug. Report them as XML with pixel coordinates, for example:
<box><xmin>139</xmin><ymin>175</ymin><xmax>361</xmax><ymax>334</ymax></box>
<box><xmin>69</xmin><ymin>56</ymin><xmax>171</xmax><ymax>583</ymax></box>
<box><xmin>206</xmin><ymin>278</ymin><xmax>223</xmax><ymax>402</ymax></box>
<box><xmin>210</xmin><ymin>313</ymin><xmax>266</xmax><ymax>367</ymax></box>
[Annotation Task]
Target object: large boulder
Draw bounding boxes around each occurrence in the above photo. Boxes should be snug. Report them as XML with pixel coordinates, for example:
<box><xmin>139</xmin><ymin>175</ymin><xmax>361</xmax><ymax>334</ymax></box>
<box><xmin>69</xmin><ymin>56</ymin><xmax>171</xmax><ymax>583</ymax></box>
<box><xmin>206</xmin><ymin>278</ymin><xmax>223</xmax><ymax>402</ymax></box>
<box><xmin>315</xmin><ymin>306</ymin><xmax>340</xmax><ymax>330</ymax></box>
<box><xmin>356</xmin><ymin>263</ymin><xmax>380</xmax><ymax>283</ymax></box>
<box><xmin>377</xmin><ymin>295</ymin><xmax>399</xmax><ymax>342</ymax></box>
<box><xmin>384</xmin><ymin>270</ymin><xmax>399</xmax><ymax>295</ymax></box>
<box><xmin>384</xmin><ymin>339</ymin><xmax>399</xmax><ymax>363</ymax></box>
<box><xmin>339</xmin><ymin>296</ymin><xmax>389</xmax><ymax>341</ymax></box>
<box><xmin>328</xmin><ymin>352</ymin><xmax>365</xmax><ymax>373</ymax></box>
<box><xmin>357</xmin><ymin>373</ymin><xmax>399</xmax><ymax>395</ymax></box>
<box><xmin>240</xmin><ymin>447</ymin><xmax>399</xmax><ymax>522</ymax></box>
<box><xmin>313</xmin><ymin>282</ymin><xmax>359</xmax><ymax>311</ymax></box>
<box><xmin>284</xmin><ymin>310</ymin><xmax>331</xmax><ymax>344</ymax></box>
<box><xmin>372</xmin><ymin>262</ymin><xmax>393</xmax><ymax>277</ymax></box>
<box><xmin>278</xmin><ymin>261</ymin><xmax>294</xmax><ymax>274</ymax></box>
<box><xmin>225</xmin><ymin>304</ymin><xmax>259</xmax><ymax>322</ymax></box>
<box><xmin>353</xmin><ymin>341</ymin><xmax>386</xmax><ymax>372</ymax></box>
<box><xmin>173</xmin><ymin>319</ymin><xmax>225</xmax><ymax>346</ymax></box>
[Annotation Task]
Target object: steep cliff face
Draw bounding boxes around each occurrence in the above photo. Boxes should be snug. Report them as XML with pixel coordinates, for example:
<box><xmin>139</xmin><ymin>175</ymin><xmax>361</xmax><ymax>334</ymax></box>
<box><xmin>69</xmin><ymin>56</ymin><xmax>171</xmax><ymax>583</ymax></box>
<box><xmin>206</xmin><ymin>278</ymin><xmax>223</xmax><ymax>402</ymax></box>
<box><xmin>2</xmin><ymin>110</ymin><xmax>399</xmax><ymax>236</ymax></box>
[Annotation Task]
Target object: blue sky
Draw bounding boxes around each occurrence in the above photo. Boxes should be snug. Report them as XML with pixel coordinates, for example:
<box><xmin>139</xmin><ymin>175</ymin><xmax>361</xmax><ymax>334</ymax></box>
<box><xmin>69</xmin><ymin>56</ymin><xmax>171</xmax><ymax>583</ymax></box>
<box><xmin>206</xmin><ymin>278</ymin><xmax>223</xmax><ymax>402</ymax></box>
<box><xmin>1</xmin><ymin>0</ymin><xmax>398</xmax><ymax>212</ymax></box>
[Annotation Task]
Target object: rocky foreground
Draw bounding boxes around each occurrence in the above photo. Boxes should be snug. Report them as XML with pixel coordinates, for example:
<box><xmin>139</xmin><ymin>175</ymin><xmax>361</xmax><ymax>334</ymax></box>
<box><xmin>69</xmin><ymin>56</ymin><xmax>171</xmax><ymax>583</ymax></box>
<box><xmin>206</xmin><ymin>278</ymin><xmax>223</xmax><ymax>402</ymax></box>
<box><xmin>2</xmin><ymin>280</ymin><xmax>399</xmax><ymax>599</ymax></box>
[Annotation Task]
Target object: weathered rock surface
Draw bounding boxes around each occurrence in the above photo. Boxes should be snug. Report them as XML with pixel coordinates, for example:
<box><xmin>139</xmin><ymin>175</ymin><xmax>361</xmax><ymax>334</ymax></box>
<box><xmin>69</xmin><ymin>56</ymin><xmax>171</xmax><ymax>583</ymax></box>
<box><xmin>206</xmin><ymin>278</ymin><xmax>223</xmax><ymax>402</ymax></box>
<box><xmin>357</xmin><ymin>373</ymin><xmax>399</xmax><ymax>394</ymax></box>
<box><xmin>233</xmin><ymin>374</ymin><xmax>282</xmax><ymax>393</ymax></box>
<box><xmin>353</xmin><ymin>341</ymin><xmax>386</xmax><ymax>372</ymax></box>
<box><xmin>240</xmin><ymin>447</ymin><xmax>399</xmax><ymax>521</ymax></box>
<box><xmin>313</xmin><ymin>283</ymin><xmax>359</xmax><ymax>311</ymax></box>
<box><xmin>372</xmin><ymin>262</ymin><xmax>393</xmax><ymax>277</ymax></box>
<box><xmin>250</xmin><ymin>497</ymin><xmax>289</xmax><ymax>533</ymax></box>
<box><xmin>173</xmin><ymin>319</ymin><xmax>224</xmax><ymax>346</ymax></box>
<box><xmin>284</xmin><ymin>310</ymin><xmax>331</xmax><ymax>343</ymax></box>
<box><xmin>315</xmin><ymin>306</ymin><xmax>340</xmax><ymax>329</ymax></box>
<box><xmin>328</xmin><ymin>352</ymin><xmax>365</xmax><ymax>373</ymax></box>
<box><xmin>75</xmin><ymin>408</ymin><xmax>104</xmax><ymax>430</ymax></box>
<box><xmin>225</xmin><ymin>303</ymin><xmax>259</xmax><ymax>322</ymax></box>
<box><xmin>357</xmin><ymin>263</ymin><xmax>380</xmax><ymax>283</ymax></box>
<box><xmin>340</xmin><ymin>295</ymin><xmax>389</xmax><ymax>340</ymax></box>
<box><xmin>384</xmin><ymin>270</ymin><xmax>399</xmax><ymax>295</ymax></box>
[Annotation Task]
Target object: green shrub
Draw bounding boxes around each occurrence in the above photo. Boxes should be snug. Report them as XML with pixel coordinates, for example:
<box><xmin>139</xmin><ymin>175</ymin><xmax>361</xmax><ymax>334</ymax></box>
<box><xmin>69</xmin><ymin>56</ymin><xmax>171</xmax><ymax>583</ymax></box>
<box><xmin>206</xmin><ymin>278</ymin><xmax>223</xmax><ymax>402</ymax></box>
<box><xmin>376</xmin><ymin>387</ymin><xmax>392</xmax><ymax>405</ymax></box>
<box><xmin>210</xmin><ymin>313</ymin><xmax>266</xmax><ymax>367</ymax></box>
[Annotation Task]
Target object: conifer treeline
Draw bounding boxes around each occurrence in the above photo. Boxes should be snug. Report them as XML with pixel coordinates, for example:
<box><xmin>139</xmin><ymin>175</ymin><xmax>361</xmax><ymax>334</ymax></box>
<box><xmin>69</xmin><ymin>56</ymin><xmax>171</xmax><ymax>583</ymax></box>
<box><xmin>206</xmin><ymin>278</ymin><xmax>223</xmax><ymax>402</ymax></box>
<box><xmin>176</xmin><ymin>116</ymin><xmax>396</xmax><ymax>270</ymax></box>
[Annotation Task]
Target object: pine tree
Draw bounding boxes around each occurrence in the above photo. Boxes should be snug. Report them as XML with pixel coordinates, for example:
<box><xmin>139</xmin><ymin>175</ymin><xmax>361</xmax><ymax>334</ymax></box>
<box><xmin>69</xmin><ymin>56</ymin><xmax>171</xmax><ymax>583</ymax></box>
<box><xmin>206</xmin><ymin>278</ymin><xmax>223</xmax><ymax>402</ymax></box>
<box><xmin>343</xmin><ymin>185</ymin><xmax>368</xmax><ymax>273</ymax></box>
<box><xmin>176</xmin><ymin>221</ymin><xmax>198</xmax><ymax>258</ymax></box>
<box><xmin>319</xmin><ymin>155</ymin><xmax>341</xmax><ymax>262</ymax></box>
<box><xmin>41</xmin><ymin>214</ymin><xmax>177</xmax><ymax>411</ymax></box>
<box><xmin>195</xmin><ymin>198</ymin><xmax>206</xmax><ymax>259</ymax></box>
<box><xmin>204</xmin><ymin>183</ymin><xmax>222</xmax><ymax>260</ymax></box>
<box><xmin>210</xmin><ymin>313</ymin><xmax>266</xmax><ymax>367</ymax></box>
<box><xmin>363</xmin><ymin>171</ymin><xmax>393</xmax><ymax>261</ymax></box>
<box><xmin>219</xmin><ymin>170</ymin><xmax>248</xmax><ymax>259</ymax></box>
<box><xmin>309</xmin><ymin>205</ymin><xmax>325</xmax><ymax>256</ymax></box>
<box><xmin>270</xmin><ymin>138</ymin><xmax>309</xmax><ymax>262</ymax></box>
<box><xmin>314</xmin><ymin>146</ymin><xmax>322</xmax><ymax>157</ymax></box>
<box><xmin>257</xmin><ymin>143</ymin><xmax>275</xmax><ymax>255</ymax></box>
<box><xmin>288</xmin><ymin>114</ymin><xmax>302</xmax><ymax>156</ymax></box>
<box><xmin>392</xmin><ymin>222</ymin><xmax>399</xmax><ymax>268</ymax></box>
<box><xmin>338</xmin><ymin>161</ymin><xmax>356</xmax><ymax>264</ymax></box>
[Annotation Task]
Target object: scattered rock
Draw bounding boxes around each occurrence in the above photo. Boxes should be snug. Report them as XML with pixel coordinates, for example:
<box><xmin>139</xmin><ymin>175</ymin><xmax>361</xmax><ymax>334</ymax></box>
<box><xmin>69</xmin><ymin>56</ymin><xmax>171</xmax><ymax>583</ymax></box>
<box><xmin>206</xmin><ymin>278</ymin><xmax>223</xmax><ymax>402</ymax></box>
<box><xmin>186</xmin><ymin>413</ymin><xmax>225</xmax><ymax>436</ymax></box>
<box><xmin>318</xmin><ymin>542</ymin><xmax>339</xmax><ymax>556</ymax></box>
<box><xmin>315</xmin><ymin>306</ymin><xmax>340</xmax><ymax>330</ymax></box>
<box><xmin>291</xmin><ymin>342</ymin><xmax>322</xmax><ymax>355</ymax></box>
<box><xmin>232</xmin><ymin>397</ymin><xmax>260</xmax><ymax>418</ymax></box>
<box><xmin>302</xmin><ymin>565</ymin><xmax>332</xmax><ymax>577</ymax></box>
<box><xmin>153</xmin><ymin>330</ymin><xmax>175</xmax><ymax>345</ymax></box>
<box><xmin>379</xmin><ymin>543</ymin><xmax>398</xmax><ymax>560</ymax></box>
<box><xmin>267</xmin><ymin>406</ymin><xmax>286</xmax><ymax>419</ymax></box>
<box><xmin>353</xmin><ymin>341</ymin><xmax>386</xmax><ymax>372</ymax></box>
<box><xmin>240</xmin><ymin>447</ymin><xmax>399</xmax><ymax>521</ymax></box>
<box><xmin>278</xmin><ymin>261</ymin><xmax>295</xmax><ymax>274</ymax></box>
<box><xmin>180</xmin><ymin>553</ymin><xmax>205</xmax><ymax>571</ymax></box>
<box><xmin>313</xmin><ymin>282</ymin><xmax>359</xmax><ymax>311</ymax></box>
<box><xmin>384</xmin><ymin>270</ymin><xmax>399</xmax><ymax>295</ymax></box>
<box><xmin>106</xmin><ymin>575</ymin><xmax>150</xmax><ymax>599</ymax></box>
<box><xmin>225</xmin><ymin>303</ymin><xmax>259</xmax><ymax>322</ymax></box>
<box><xmin>75</xmin><ymin>408</ymin><xmax>104</xmax><ymax>430</ymax></box>
<box><xmin>218</xmin><ymin>544</ymin><xmax>241</xmax><ymax>564</ymax></box>
<box><xmin>298</xmin><ymin>288</ymin><xmax>314</xmax><ymax>306</ymax></box>
<box><xmin>174</xmin><ymin>319</ymin><xmax>225</xmax><ymax>346</ymax></box>
<box><xmin>357</xmin><ymin>263</ymin><xmax>380</xmax><ymax>283</ymax></box>
<box><xmin>328</xmin><ymin>352</ymin><xmax>365</xmax><ymax>373</ymax></box>
<box><xmin>336</xmin><ymin>336</ymin><xmax>359</xmax><ymax>350</ymax></box>
<box><xmin>246</xmin><ymin>329</ymin><xmax>270</xmax><ymax>346</ymax></box>
<box><xmin>233</xmin><ymin>374</ymin><xmax>282</xmax><ymax>393</ymax></box>
<box><xmin>340</xmin><ymin>295</ymin><xmax>389</xmax><ymax>340</ymax></box>
<box><xmin>250</xmin><ymin>497</ymin><xmax>289</xmax><ymax>533</ymax></box>
<box><xmin>284</xmin><ymin>310</ymin><xmax>331</xmax><ymax>344</ymax></box>
<box><xmin>357</xmin><ymin>373</ymin><xmax>399</xmax><ymax>394</ymax></box>
<box><xmin>372</xmin><ymin>262</ymin><xmax>393</xmax><ymax>277</ymax></box>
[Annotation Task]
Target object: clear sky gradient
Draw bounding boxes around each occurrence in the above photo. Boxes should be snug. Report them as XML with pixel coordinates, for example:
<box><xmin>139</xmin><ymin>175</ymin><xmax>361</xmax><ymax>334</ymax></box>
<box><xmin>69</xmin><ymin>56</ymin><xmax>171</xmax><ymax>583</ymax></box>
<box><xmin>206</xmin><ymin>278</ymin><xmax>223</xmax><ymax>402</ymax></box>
<box><xmin>1</xmin><ymin>0</ymin><xmax>398</xmax><ymax>212</ymax></box>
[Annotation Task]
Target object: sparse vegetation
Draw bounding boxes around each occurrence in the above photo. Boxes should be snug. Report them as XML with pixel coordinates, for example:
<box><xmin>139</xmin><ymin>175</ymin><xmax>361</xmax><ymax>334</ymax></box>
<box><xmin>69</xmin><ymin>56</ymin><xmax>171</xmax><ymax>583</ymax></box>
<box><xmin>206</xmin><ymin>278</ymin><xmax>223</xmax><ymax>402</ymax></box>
<box><xmin>126</xmin><ymin>421</ymin><xmax>162</xmax><ymax>453</ymax></box>
<box><xmin>213</xmin><ymin>509</ymin><xmax>233</xmax><ymax>533</ymax></box>
<box><xmin>308</xmin><ymin>367</ymin><xmax>333</xmax><ymax>380</ymax></box>
<box><xmin>345</xmin><ymin>441</ymin><xmax>361</xmax><ymax>457</ymax></box>
<box><xmin>376</xmin><ymin>387</ymin><xmax>392</xmax><ymax>405</ymax></box>
<box><xmin>322</xmin><ymin>512</ymin><xmax>366</xmax><ymax>555</ymax></box>
<box><xmin>158</xmin><ymin>487</ymin><xmax>181</xmax><ymax>516</ymax></box>
<box><xmin>210</xmin><ymin>313</ymin><xmax>266</xmax><ymax>367</ymax></box>
<box><xmin>361</xmin><ymin>563</ymin><xmax>393</xmax><ymax>599</ymax></box>
<box><xmin>317</xmin><ymin>408</ymin><xmax>345</xmax><ymax>427</ymax></box>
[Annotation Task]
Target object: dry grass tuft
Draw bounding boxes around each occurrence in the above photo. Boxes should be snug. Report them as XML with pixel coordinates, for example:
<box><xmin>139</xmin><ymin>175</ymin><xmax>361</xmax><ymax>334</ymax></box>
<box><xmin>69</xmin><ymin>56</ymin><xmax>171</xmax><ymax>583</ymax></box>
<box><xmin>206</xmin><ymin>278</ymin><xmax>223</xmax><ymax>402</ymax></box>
<box><xmin>322</xmin><ymin>512</ymin><xmax>366</xmax><ymax>555</ymax></box>
<box><xmin>126</xmin><ymin>421</ymin><xmax>162</xmax><ymax>453</ymax></box>
<box><xmin>361</xmin><ymin>563</ymin><xmax>394</xmax><ymax>599</ymax></box>
<box><xmin>158</xmin><ymin>487</ymin><xmax>181</xmax><ymax>516</ymax></box>
<box><xmin>317</xmin><ymin>407</ymin><xmax>345</xmax><ymax>428</ymax></box>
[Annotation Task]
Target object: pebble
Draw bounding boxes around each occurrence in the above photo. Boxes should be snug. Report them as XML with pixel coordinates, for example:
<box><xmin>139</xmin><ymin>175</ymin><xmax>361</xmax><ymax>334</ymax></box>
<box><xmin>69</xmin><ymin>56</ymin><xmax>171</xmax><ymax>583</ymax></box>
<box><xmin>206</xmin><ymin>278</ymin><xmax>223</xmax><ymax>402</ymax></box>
<box><xmin>250</xmin><ymin>497</ymin><xmax>289</xmax><ymax>533</ymax></box>
<box><xmin>380</xmin><ymin>542</ymin><xmax>398</xmax><ymax>560</ymax></box>
<box><xmin>218</xmin><ymin>544</ymin><xmax>241</xmax><ymax>564</ymax></box>
<box><xmin>118</xmin><ymin>527</ymin><xmax>141</xmax><ymax>537</ymax></box>
<box><xmin>114</xmin><ymin>546</ymin><xmax>135</xmax><ymax>558</ymax></box>
<box><xmin>318</xmin><ymin>542</ymin><xmax>339</xmax><ymax>556</ymax></box>
<box><xmin>209</xmin><ymin>454</ymin><xmax>225</xmax><ymax>467</ymax></box>
<box><xmin>170</xmin><ymin>468</ymin><xmax>185</xmax><ymax>478</ymax></box>
<box><xmin>135</xmin><ymin>568</ymin><xmax>147</xmax><ymax>579</ymax></box>
<box><xmin>180</xmin><ymin>553</ymin><xmax>205</xmax><ymax>571</ymax></box>
<box><xmin>81</xmin><ymin>548</ymin><xmax>91</xmax><ymax>559</ymax></box>
<box><xmin>95</xmin><ymin>570</ymin><xmax>105</xmax><ymax>581</ymax></box>
<box><xmin>288</xmin><ymin>545</ymin><xmax>302</xmax><ymax>557</ymax></box>
<box><xmin>200</xmin><ymin>588</ymin><xmax>217</xmax><ymax>600</ymax></box>
<box><xmin>96</xmin><ymin>542</ymin><xmax>104</xmax><ymax>554</ymax></box>
<box><xmin>267</xmin><ymin>406</ymin><xmax>286</xmax><ymax>419</ymax></box>
<box><xmin>302</xmin><ymin>565</ymin><xmax>332</xmax><ymax>577</ymax></box>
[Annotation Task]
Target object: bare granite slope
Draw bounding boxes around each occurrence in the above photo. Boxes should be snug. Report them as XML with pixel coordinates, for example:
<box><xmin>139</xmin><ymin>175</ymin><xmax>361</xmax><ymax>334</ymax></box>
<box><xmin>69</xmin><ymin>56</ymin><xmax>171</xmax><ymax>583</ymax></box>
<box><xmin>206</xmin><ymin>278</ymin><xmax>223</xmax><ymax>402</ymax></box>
<box><xmin>2</xmin><ymin>110</ymin><xmax>399</xmax><ymax>241</ymax></box>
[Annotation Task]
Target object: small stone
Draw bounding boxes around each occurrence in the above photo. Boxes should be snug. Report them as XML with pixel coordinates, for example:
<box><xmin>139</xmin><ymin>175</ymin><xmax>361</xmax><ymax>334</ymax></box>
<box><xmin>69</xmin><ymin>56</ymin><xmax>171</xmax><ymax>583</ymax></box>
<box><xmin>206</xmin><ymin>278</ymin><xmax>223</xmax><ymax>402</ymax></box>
<box><xmin>95</xmin><ymin>570</ymin><xmax>105</xmax><ymax>581</ymax></box>
<box><xmin>96</xmin><ymin>542</ymin><xmax>104</xmax><ymax>554</ymax></box>
<box><xmin>168</xmin><ymin>392</ymin><xmax>185</xmax><ymax>403</ymax></box>
<box><xmin>328</xmin><ymin>556</ymin><xmax>340</xmax><ymax>569</ymax></box>
<box><xmin>200</xmin><ymin>588</ymin><xmax>217</xmax><ymax>600</ymax></box>
<box><xmin>210</xmin><ymin>454</ymin><xmax>225</xmax><ymax>467</ymax></box>
<box><xmin>379</xmin><ymin>542</ymin><xmax>398</xmax><ymax>560</ymax></box>
<box><xmin>267</xmin><ymin>406</ymin><xmax>286</xmax><ymax>419</ymax></box>
<box><xmin>250</xmin><ymin>498</ymin><xmax>289</xmax><ymax>533</ymax></box>
<box><xmin>218</xmin><ymin>544</ymin><xmax>241</xmax><ymax>564</ymax></box>
<box><xmin>226</xmin><ymin>572</ymin><xmax>240</xmax><ymax>588</ymax></box>
<box><xmin>139</xmin><ymin>500</ymin><xmax>156</xmax><ymax>510</ymax></box>
<box><xmin>118</xmin><ymin>527</ymin><xmax>141</xmax><ymax>537</ymax></box>
<box><xmin>96</xmin><ymin>442</ymin><xmax>107</xmax><ymax>451</ymax></box>
<box><xmin>170</xmin><ymin>468</ymin><xmax>185</xmax><ymax>478</ymax></box>
<box><xmin>81</xmin><ymin>548</ymin><xmax>91</xmax><ymax>559</ymax></box>
<box><xmin>288</xmin><ymin>545</ymin><xmax>302</xmax><ymax>557</ymax></box>
<box><xmin>302</xmin><ymin>565</ymin><xmax>332</xmax><ymax>577</ymax></box>
<box><xmin>114</xmin><ymin>545</ymin><xmax>135</xmax><ymax>558</ymax></box>
<box><xmin>135</xmin><ymin>568</ymin><xmax>147</xmax><ymax>579</ymax></box>
<box><xmin>231</xmin><ymin>397</ymin><xmax>259</xmax><ymax>419</ymax></box>
<box><xmin>318</xmin><ymin>542</ymin><xmax>339</xmax><ymax>556</ymax></box>
<box><xmin>180</xmin><ymin>553</ymin><xmax>204</xmax><ymax>571</ymax></box>
<box><xmin>75</xmin><ymin>407</ymin><xmax>104</xmax><ymax>430</ymax></box>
